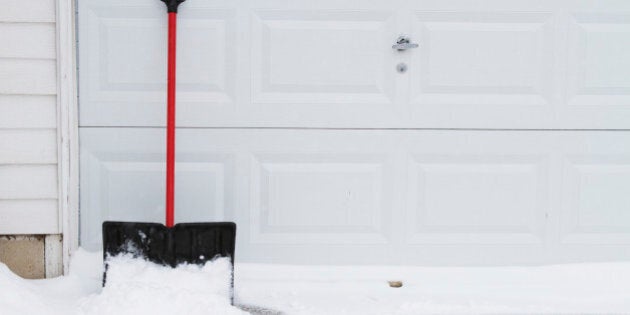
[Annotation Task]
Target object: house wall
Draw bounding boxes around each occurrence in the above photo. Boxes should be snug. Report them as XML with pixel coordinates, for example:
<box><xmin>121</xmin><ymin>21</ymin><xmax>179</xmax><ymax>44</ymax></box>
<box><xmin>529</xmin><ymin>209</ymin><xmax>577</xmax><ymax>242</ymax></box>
<box><xmin>0</xmin><ymin>0</ymin><xmax>62</xmax><ymax>278</ymax></box>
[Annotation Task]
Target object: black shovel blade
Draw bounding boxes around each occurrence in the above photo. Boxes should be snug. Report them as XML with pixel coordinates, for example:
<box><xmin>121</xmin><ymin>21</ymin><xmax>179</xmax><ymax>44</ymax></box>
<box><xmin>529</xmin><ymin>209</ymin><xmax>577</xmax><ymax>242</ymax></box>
<box><xmin>102</xmin><ymin>221</ymin><xmax>236</xmax><ymax>284</ymax></box>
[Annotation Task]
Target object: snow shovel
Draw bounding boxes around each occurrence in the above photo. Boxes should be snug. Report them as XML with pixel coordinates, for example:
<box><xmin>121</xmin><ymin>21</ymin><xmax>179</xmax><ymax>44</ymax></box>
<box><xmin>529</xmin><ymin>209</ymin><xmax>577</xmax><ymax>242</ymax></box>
<box><xmin>102</xmin><ymin>0</ymin><xmax>237</xmax><ymax>298</ymax></box>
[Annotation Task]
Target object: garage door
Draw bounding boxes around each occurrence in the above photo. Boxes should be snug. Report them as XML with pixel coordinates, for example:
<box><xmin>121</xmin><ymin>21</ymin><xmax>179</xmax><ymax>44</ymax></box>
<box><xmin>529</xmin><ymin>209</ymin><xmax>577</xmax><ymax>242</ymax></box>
<box><xmin>79</xmin><ymin>0</ymin><xmax>630</xmax><ymax>265</ymax></box>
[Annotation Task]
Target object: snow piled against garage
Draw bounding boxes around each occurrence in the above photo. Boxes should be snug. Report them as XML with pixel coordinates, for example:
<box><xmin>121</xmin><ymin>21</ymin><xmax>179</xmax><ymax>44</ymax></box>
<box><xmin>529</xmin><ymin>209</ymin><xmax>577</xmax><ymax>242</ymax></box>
<box><xmin>1</xmin><ymin>249</ymin><xmax>630</xmax><ymax>314</ymax></box>
<box><xmin>0</xmin><ymin>249</ymin><xmax>244</xmax><ymax>315</ymax></box>
<box><xmin>80</xmin><ymin>254</ymin><xmax>242</xmax><ymax>315</ymax></box>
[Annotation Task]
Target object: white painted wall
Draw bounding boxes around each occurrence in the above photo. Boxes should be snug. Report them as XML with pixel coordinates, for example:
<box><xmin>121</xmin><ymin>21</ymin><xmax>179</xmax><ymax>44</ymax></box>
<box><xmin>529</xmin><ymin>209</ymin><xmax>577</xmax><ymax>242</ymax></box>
<box><xmin>0</xmin><ymin>0</ymin><xmax>59</xmax><ymax>235</ymax></box>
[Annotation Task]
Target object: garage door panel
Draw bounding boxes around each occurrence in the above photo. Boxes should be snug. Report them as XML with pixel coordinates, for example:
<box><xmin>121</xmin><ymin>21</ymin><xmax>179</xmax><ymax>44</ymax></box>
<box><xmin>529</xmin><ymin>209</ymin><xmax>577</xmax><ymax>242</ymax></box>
<box><xmin>79</xmin><ymin>2</ymin><xmax>237</xmax><ymax>126</ymax></box>
<box><xmin>407</xmin><ymin>155</ymin><xmax>548</xmax><ymax>245</ymax></box>
<box><xmin>245</xmin><ymin>142</ymin><xmax>399</xmax><ymax>248</ymax></box>
<box><xmin>80</xmin><ymin>1</ymin><xmax>630</xmax><ymax>128</ymax></box>
<box><xmin>567</xmin><ymin>13</ymin><xmax>630</xmax><ymax>104</ymax></box>
<box><xmin>252</xmin><ymin>10</ymin><xmax>396</xmax><ymax>104</ymax></box>
<box><xmin>250</xmin><ymin>154</ymin><xmax>391</xmax><ymax>245</ymax></box>
<box><xmin>556</xmin><ymin>133</ymin><xmax>630</xmax><ymax>262</ymax></box>
<box><xmin>80</xmin><ymin>129</ymin><xmax>630</xmax><ymax>263</ymax></box>
<box><xmin>560</xmin><ymin>12</ymin><xmax>630</xmax><ymax>128</ymax></box>
<box><xmin>247</xmin><ymin>10</ymin><xmax>402</xmax><ymax>127</ymax></box>
<box><xmin>409</xmin><ymin>11</ymin><xmax>555</xmax><ymax>128</ymax></box>
<box><xmin>401</xmin><ymin>132</ymin><xmax>552</xmax><ymax>265</ymax></box>
<box><xmin>80</xmin><ymin>136</ymin><xmax>233</xmax><ymax>250</ymax></box>
<box><xmin>561</xmin><ymin>156</ymin><xmax>630</xmax><ymax>245</ymax></box>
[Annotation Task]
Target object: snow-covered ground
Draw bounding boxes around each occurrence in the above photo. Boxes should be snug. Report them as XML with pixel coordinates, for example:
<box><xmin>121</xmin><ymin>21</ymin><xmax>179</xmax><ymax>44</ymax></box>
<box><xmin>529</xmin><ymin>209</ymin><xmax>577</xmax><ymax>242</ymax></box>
<box><xmin>0</xmin><ymin>250</ymin><xmax>244</xmax><ymax>315</ymax></box>
<box><xmin>237</xmin><ymin>263</ymin><xmax>630</xmax><ymax>314</ymax></box>
<box><xmin>1</xmin><ymin>249</ymin><xmax>629</xmax><ymax>314</ymax></box>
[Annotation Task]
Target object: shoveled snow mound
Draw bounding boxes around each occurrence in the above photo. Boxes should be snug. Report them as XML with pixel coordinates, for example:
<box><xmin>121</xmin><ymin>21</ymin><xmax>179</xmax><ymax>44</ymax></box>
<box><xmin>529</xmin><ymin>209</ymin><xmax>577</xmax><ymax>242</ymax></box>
<box><xmin>79</xmin><ymin>255</ymin><xmax>245</xmax><ymax>315</ymax></box>
<box><xmin>0</xmin><ymin>263</ymin><xmax>55</xmax><ymax>314</ymax></box>
<box><xmin>0</xmin><ymin>249</ymin><xmax>246</xmax><ymax>315</ymax></box>
<box><xmin>0</xmin><ymin>250</ymin><xmax>95</xmax><ymax>315</ymax></box>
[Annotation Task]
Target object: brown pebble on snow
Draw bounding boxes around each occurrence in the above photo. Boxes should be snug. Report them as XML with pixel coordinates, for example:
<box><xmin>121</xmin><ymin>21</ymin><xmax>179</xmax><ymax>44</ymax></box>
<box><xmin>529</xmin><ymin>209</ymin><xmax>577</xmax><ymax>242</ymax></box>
<box><xmin>388</xmin><ymin>281</ymin><xmax>403</xmax><ymax>288</ymax></box>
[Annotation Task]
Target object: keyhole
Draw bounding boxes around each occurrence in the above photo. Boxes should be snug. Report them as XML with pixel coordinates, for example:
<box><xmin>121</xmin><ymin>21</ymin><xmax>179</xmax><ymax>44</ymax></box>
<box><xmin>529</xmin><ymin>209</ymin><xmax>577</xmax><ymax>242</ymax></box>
<box><xmin>396</xmin><ymin>63</ymin><xmax>407</xmax><ymax>73</ymax></box>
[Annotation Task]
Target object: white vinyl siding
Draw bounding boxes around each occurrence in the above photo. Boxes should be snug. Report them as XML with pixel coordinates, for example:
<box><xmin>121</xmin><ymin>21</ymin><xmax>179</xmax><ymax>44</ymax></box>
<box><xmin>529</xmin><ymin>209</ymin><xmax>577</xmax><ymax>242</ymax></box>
<box><xmin>0</xmin><ymin>0</ymin><xmax>55</xmax><ymax>23</ymax></box>
<box><xmin>0</xmin><ymin>0</ymin><xmax>59</xmax><ymax>234</ymax></box>
<box><xmin>0</xmin><ymin>23</ymin><xmax>56</xmax><ymax>59</ymax></box>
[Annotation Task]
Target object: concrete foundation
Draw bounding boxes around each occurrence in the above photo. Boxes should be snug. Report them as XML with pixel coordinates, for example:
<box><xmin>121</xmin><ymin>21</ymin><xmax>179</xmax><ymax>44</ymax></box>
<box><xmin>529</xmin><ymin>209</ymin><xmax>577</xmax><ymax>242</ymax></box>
<box><xmin>0</xmin><ymin>235</ymin><xmax>45</xmax><ymax>279</ymax></box>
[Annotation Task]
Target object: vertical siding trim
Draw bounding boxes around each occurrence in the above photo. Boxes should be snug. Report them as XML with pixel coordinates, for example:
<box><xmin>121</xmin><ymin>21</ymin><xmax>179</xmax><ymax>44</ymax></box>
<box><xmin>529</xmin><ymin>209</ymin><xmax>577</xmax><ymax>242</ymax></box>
<box><xmin>56</xmin><ymin>0</ymin><xmax>79</xmax><ymax>275</ymax></box>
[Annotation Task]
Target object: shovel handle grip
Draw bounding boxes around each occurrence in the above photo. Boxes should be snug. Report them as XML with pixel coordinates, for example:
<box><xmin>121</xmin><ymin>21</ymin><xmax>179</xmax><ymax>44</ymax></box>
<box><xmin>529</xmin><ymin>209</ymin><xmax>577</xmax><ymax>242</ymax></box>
<box><xmin>160</xmin><ymin>0</ymin><xmax>185</xmax><ymax>13</ymax></box>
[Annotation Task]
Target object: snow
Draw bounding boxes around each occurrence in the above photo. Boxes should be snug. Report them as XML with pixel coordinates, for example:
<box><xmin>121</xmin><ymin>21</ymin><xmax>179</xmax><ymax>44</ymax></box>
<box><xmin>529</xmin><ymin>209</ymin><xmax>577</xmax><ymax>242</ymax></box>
<box><xmin>0</xmin><ymin>249</ymin><xmax>244</xmax><ymax>315</ymax></box>
<box><xmin>79</xmin><ymin>255</ymin><xmax>243</xmax><ymax>315</ymax></box>
<box><xmin>236</xmin><ymin>263</ymin><xmax>630</xmax><ymax>314</ymax></box>
<box><xmin>1</xmin><ymin>249</ymin><xmax>630</xmax><ymax>314</ymax></box>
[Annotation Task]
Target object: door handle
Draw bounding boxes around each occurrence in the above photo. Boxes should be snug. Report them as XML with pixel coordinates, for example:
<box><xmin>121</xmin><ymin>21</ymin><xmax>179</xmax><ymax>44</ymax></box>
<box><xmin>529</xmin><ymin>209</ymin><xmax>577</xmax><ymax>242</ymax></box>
<box><xmin>392</xmin><ymin>36</ymin><xmax>418</xmax><ymax>51</ymax></box>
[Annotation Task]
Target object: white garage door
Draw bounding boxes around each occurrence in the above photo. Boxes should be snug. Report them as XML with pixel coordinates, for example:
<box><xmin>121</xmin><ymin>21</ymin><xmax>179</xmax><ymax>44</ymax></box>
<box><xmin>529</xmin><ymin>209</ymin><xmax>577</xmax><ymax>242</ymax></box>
<box><xmin>79</xmin><ymin>0</ymin><xmax>630</xmax><ymax>265</ymax></box>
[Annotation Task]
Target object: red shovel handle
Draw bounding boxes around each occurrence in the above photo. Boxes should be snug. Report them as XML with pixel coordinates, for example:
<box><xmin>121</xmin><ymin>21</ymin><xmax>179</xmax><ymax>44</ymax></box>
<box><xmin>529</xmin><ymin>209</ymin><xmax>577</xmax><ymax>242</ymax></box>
<box><xmin>162</xmin><ymin>0</ymin><xmax>184</xmax><ymax>227</ymax></box>
<box><xmin>165</xmin><ymin>11</ymin><xmax>176</xmax><ymax>227</ymax></box>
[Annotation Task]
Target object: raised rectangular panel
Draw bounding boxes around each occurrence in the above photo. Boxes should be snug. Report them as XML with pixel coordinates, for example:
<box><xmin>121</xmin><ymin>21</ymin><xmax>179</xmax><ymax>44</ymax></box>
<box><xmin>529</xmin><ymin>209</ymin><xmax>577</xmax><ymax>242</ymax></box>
<box><xmin>561</xmin><ymin>13</ymin><xmax>630</xmax><ymax>128</ymax></box>
<box><xmin>79</xmin><ymin>4</ymin><xmax>235</xmax><ymax>125</ymax></box>
<box><xmin>409</xmin><ymin>12</ymin><xmax>554</xmax><ymax>128</ymax></box>
<box><xmin>80</xmin><ymin>150</ymin><xmax>229</xmax><ymax>250</ymax></box>
<box><xmin>250</xmin><ymin>155</ymin><xmax>388</xmax><ymax>244</ymax></box>
<box><xmin>567</xmin><ymin>14</ymin><xmax>630</xmax><ymax>107</ymax></box>
<box><xmin>412</xmin><ymin>12</ymin><xmax>552</xmax><ymax>100</ymax></box>
<box><xmin>561</xmin><ymin>158</ymin><xmax>630</xmax><ymax>244</ymax></box>
<box><xmin>408</xmin><ymin>155</ymin><xmax>546</xmax><ymax>244</ymax></box>
<box><xmin>252</xmin><ymin>10</ymin><xmax>396</xmax><ymax>105</ymax></box>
